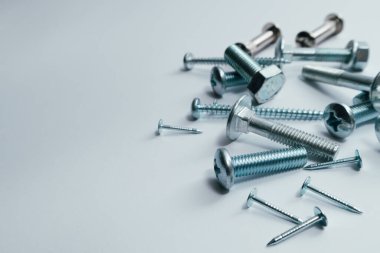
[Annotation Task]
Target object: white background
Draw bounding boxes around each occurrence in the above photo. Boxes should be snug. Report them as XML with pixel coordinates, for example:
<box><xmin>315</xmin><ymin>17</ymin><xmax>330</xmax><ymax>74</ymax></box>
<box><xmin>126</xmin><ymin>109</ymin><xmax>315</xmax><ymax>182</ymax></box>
<box><xmin>1</xmin><ymin>0</ymin><xmax>379</xmax><ymax>252</ymax></box>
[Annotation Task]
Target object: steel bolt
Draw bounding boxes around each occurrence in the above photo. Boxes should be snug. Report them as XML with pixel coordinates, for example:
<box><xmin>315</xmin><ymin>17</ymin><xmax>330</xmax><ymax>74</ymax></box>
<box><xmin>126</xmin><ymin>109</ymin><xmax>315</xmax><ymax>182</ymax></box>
<box><xmin>304</xmin><ymin>149</ymin><xmax>362</xmax><ymax>171</ymax></box>
<box><xmin>210</xmin><ymin>67</ymin><xmax>247</xmax><ymax>96</ymax></box>
<box><xmin>353</xmin><ymin>92</ymin><xmax>370</xmax><ymax>105</ymax></box>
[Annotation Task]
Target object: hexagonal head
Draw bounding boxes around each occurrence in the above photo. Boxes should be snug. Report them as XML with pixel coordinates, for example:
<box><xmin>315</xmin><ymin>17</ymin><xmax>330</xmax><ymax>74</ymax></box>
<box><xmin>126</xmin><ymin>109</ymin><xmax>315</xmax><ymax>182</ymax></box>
<box><xmin>226</xmin><ymin>95</ymin><xmax>254</xmax><ymax>140</ymax></box>
<box><xmin>341</xmin><ymin>40</ymin><xmax>369</xmax><ymax>71</ymax></box>
<box><xmin>370</xmin><ymin>72</ymin><xmax>380</xmax><ymax>112</ymax></box>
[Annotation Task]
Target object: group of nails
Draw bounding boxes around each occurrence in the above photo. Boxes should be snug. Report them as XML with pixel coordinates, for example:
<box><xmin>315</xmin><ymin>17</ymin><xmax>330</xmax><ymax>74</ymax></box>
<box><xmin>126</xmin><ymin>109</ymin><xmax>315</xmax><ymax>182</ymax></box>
<box><xmin>156</xmin><ymin>13</ymin><xmax>378</xmax><ymax>246</ymax></box>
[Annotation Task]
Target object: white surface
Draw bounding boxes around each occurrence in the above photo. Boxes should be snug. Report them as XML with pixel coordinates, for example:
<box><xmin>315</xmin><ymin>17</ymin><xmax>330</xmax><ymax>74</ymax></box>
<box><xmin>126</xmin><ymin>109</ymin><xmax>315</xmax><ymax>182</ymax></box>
<box><xmin>1</xmin><ymin>0</ymin><xmax>379</xmax><ymax>252</ymax></box>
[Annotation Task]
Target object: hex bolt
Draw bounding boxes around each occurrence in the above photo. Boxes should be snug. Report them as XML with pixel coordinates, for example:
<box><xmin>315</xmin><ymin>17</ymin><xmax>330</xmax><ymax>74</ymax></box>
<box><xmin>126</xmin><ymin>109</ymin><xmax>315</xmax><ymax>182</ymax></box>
<box><xmin>224</xmin><ymin>44</ymin><xmax>285</xmax><ymax>104</ymax></box>
<box><xmin>226</xmin><ymin>95</ymin><xmax>340</xmax><ymax>161</ymax></box>
<box><xmin>191</xmin><ymin>97</ymin><xmax>323</xmax><ymax>121</ymax></box>
<box><xmin>247</xmin><ymin>188</ymin><xmax>303</xmax><ymax>224</ymax></box>
<box><xmin>276</xmin><ymin>39</ymin><xmax>369</xmax><ymax>71</ymax></box>
<box><xmin>323</xmin><ymin>101</ymin><xmax>379</xmax><ymax>139</ymax></box>
<box><xmin>375</xmin><ymin>116</ymin><xmax>380</xmax><ymax>142</ymax></box>
<box><xmin>267</xmin><ymin>207</ymin><xmax>327</xmax><ymax>246</ymax></box>
<box><xmin>353</xmin><ymin>92</ymin><xmax>370</xmax><ymax>105</ymax></box>
<box><xmin>296</xmin><ymin>13</ymin><xmax>343</xmax><ymax>47</ymax></box>
<box><xmin>157</xmin><ymin>119</ymin><xmax>202</xmax><ymax>135</ymax></box>
<box><xmin>304</xmin><ymin>149</ymin><xmax>362</xmax><ymax>171</ymax></box>
<box><xmin>300</xmin><ymin>176</ymin><xmax>362</xmax><ymax>214</ymax></box>
<box><xmin>214</xmin><ymin>147</ymin><xmax>307</xmax><ymax>190</ymax></box>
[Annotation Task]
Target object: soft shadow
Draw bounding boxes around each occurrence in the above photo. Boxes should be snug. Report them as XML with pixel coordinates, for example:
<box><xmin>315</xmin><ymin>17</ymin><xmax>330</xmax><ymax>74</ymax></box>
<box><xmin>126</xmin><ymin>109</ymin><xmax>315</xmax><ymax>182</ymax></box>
<box><xmin>216</xmin><ymin>132</ymin><xmax>233</xmax><ymax>146</ymax></box>
<box><xmin>300</xmin><ymin>76</ymin><xmax>349</xmax><ymax>101</ymax></box>
<box><xmin>186</xmin><ymin>114</ymin><xmax>197</xmax><ymax>122</ymax></box>
<box><xmin>206</xmin><ymin>90</ymin><xmax>221</xmax><ymax>99</ymax></box>
<box><xmin>206</xmin><ymin>178</ymin><xmax>229</xmax><ymax>195</ymax></box>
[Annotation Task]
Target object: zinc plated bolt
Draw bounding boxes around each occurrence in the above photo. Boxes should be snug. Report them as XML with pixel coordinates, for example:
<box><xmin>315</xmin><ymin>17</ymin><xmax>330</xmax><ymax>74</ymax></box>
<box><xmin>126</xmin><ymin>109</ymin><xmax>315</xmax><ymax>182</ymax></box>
<box><xmin>214</xmin><ymin>147</ymin><xmax>307</xmax><ymax>190</ymax></box>
<box><xmin>276</xmin><ymin>39</ymin><xmax>369</xmax><ymax>71</ymax></box>
<box><xmin>353</xmin><ymin>92</ymin><xmax>370</xmax><ymax>105</ymax></box>
<box><xmin>157</xmin><ymin>119</ymin><xmax>202</xmax><ymax>135</ymax></box>
<box><xmin>226</xmin><ymin>95</ymin><xmax>340</xmax><ymax>161</ymax></box>
<box><xmin>224</xmin><ymin>44</ymin><xmax>285</xmax><ymax>104</ymax></box>
<box><xmin>267</xmin><ymin>207</ymin><xmax>327</xmax><ymax>246</ymax></box>
<box><xmin>296</xmin><ymin>13</ymin><xmax>343</xmax><ymax>47</ymax></box>
<box><xmin>247</xmin><ymin>188</ymin><xmax>303</xmax><ymax>224</ymax></box>
<box><xmin>304</xmin><ymin>149</ymin><xmax>362</xmax><ymax>171</ymax></box>
<box><xmin>191</xmin><ymin>97</ymin><xmax>323</xmax><ymax>121</ymax></box>
<box><xmin>300</xmin><ymin>176</ymin><xmax>362</xmax><ymax>214</ymax></box>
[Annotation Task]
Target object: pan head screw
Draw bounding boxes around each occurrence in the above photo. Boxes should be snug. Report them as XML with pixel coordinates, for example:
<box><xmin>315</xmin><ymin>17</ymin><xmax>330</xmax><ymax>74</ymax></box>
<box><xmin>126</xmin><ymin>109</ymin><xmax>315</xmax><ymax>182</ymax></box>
<box><xmin>323</xmin><ymin>103</ymin><xmax>355</xmax><ymax>139</ymax></box>
<box><xmin>214</xmin><ymin>148</ymin><xmax>234</xmax><ymax>190</ymax></box>
<box><xmin>183</xmin><ymin>52</ymin><xmax>194</xmax><ymax>70</ymax></box>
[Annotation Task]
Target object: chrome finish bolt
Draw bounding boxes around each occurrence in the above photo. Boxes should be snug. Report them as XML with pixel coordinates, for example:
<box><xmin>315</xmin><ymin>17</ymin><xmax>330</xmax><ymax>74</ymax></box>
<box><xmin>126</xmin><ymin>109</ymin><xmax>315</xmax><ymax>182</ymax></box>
<box><xmin>247</xmin><ymin>188</ymin><xmax>303</xmax><ymax>224</ymax></box>
<box><xmin>304</xmin><ymin>149</ymin><xmax>362</xmax><ymax>171</ymax></box>
<box><xmin>214</xmin><ymin>147</ymin><xmax>307</xmax><ymax>190</ymax></box>
<box><xmin>224</xmin><ymin>44</ymin><xmax>285</xmax><ymax>104</ymax></box>
<box><xmin>323</xmin><ymin>101</ymin><xmax>379</xmax><ymax>139</ymax></box>
<box><xmin>375</xmin><ymin>116</ymin><xmax>380</xmax><ymax>142</ymax></box>
<box><xmin>210</xmin><ymin>67</ymin><xmax>247</xmax><ymax>96</ymax></box>
<box><xmin>276</xmin><ymin>39</ymin><xmax>369</xmax><ymax>71</ymax></box>
<box><xmin>296</xmin><ymin>13</ymin><xmax>343</xmax><ymax>47</ymax></box>
<box><xmin>300</xmin><ymin>176</ymin><xmax>362</xmax><ymax>214</ymax></box>
<box><xmin>267</xmin><ymin>207</ymin><xmax>327</xmax><ymax>246</ymax></box>
<box><xmin>353</xmin><ymin>92</ymin><xmax>370</xmax><ymax>105</ymax></box>
<box><xmin>157</xmin><ymin>119</ymin><xmax>202</xmax><ymax>135</ymax></box>
<box><xmin>226</xmin><ymin>95</ymin><xmax>340</xmax><ymax>161</ymax></box>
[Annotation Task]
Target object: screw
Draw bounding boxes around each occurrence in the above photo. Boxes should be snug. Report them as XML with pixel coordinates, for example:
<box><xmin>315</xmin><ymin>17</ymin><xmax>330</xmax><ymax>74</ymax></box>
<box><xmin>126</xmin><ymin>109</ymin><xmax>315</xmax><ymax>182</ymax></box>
<box><xmin>323</xmin><ymin>101</ymin><xmax>379</xmax><ymax>139</ymax></box>
<box><xmin>247</xmin><ymin>188</ymin><xmax>303</xmax><ymax>224</ymax></box>
<box><xmin>300</xmin><ymin>176</ymin><xmax>362</xmax><ymax>214</ymax></box>
<box><xmin>214</xmin><ymin>147</ymin><xmax>307</xmax><ymax>190</ymax></box>
<box><xmin>224</xmin><ymin>44</ymin><xmax>285</xmax><ymax>104</ymax></box>
<box><xmin>267</xmin><ymin>206</ymin><xmax>327</xmax><ymax>246</ymax></box>
<box><xmin>353</xmin><ymin>92</ymin><xmax>370</xmax><ymax>105</ymax></box>
<box><xmin>375</xmin><ymin>116</ymin><xmax>380</xmax><ymax>142</ymax></box>
<box><xmin>304</xmin><ymin>149</ymin><xmax>362</xmax><ymax>171</ymax></box>
<box><xmin>226</xmin><ymin>95</ymin><xmax>340</xmax><ymax>161</ymax></box>
<box><xmin>157</xmin><ymin>119</ymin><xmax>202</xmax><ymax>135</ymax></box>
<box><xmin>191</xmin><ymin>97</ymin><xmax>323</xmax><ymax>121</ymax></box>
<box><xmin>296</xmin><ymin>13</ymin><xmax>343</xmax><ymax>47</ymax></box>
<box><xmin>276</xmin><ymin>39</ymin><xmax>369</xmax><ymax>71</ymax></box>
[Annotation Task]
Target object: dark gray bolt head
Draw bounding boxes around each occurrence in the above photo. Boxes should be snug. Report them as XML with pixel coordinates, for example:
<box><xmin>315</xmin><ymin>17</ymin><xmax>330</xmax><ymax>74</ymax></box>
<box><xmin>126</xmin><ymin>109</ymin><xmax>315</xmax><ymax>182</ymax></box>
<box><xmin>370</xmin><ymin>73</ymin><xmax>380</xmax><ymax>112</ymax></box>
<box><xmin>246</xmin><ymin>188</ymin><xmax>258</xmax><ymax>208</ymax></box>
<box><xmin>157</xmin><ymin>119</ymin><xmax>164</xmax><ymax>135</ymax></box>
<box><xmin>313</xmin><ymin>206</ymin><xmax>328</xmax><ymax>227</ymax></box>
<box><xmin>191</xmin><ymin>98</ymin><xmax>201</xmax><ymax>119</ymax></box>
<box><xmin>354</xmin><ymin>149</ymin><xmax>362</xmax><ymax>171</ymax></box>
<box><xmin>341</xmin><ymin>40</ymin><xmax>369</xmax><ymax>71</ymax></box>
<box><xmin>375</xmin><ymin>116</ymin><xmax>380</xmax><ymax>142</ymax></box>
<box><xmin>210</xmin><ymin>66</ymin><xmax>227</xmax><ymax>97</ymax></box>
<box><xmin>323</xmin><ymin>103</ymin><xmax>355</xmax><ymax>139</ymax></box>
<box><xmin>183</xmin><ymin>52</ymin><xmax>194</xmax><ymax>71</ymax></box>
<box><xmin>214</xmin><ymin>148</ymin><xmax>235</xmax><ymax>190</ymax></box>
<box><xmin>300</xmin><ymin>176</ymin><xmax>311</xmax><ymax>196</ymax></box>
<box><xmin>226</xmin><ymin>95</ymin><xmax>254</xmax><ymax>140</ymax></box>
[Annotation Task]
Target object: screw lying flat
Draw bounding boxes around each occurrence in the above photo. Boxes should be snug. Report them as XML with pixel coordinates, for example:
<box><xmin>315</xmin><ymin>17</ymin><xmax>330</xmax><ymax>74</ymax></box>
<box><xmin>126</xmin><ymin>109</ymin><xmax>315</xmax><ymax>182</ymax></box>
<box><xmin>267</xmin><ymin>207</ymin><xmax>327</xmax><ymax>246</ymax></box>
<box><xmin>304</xmin><ymin>149</ymin><xmax>362</xmax><ymax>171</ymax></box>
<box><xmin>300</xmin><ymin>176</ymin><xmax>362</xmax><ymax>214</ymax></box>
<box><xmin>157</xmin><ymin>119</ymin><xmax>202</xmax><ymax>135</ymax></box>
<box><xmin>376</xmin><ymin>116</ymin><xmax>380</xmax><ymax>142</ymax></box>
<box><xmin>353</xmin><ymin>92</ymin><xmax>370</xmax><ymax>105</ymax></box>
<box><xmin>247</xmin><ymin>188</ymin><xmax>303</xmax><ymax>224</ymax></box>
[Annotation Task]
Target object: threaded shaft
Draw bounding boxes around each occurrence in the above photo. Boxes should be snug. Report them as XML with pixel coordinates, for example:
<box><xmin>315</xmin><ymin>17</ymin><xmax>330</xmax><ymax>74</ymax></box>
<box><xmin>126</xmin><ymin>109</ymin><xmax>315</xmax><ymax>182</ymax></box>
<box><xmin>292</xmin><ymin>48</ymin><xmax>351</xmax><ymax>62</ymax></box>
<box><xmin>254</xmin><ymin>107</ymin><xmax>323</xmax><ymax>120</ymax></box>
<box><xmin>351</xmin><ymin>101</ymin><xmax>379</xmax><ymax>125</ymax></box>
<box><xmin>197</xmin><ymin>101</ymin><xmax>232</xmax><ymax>117</ymax></box>
<box><xmin>190</xmin><ymin>57</ymin><xmax>289</xmax><ymax>67</ymax></box>
<box><xmin>161</xmin><ymin>124</ymin><xmax>201</xmax><ymax>134</ymax></box>
<box><xmin>190</xmin><ymin>57</ymin><xmax>226</xmax><ymax>65</ymax></box>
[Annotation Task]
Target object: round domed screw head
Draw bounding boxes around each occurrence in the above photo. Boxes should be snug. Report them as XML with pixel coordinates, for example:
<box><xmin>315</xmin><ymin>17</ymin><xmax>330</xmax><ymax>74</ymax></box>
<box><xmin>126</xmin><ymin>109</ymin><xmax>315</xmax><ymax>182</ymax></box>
<box><xmin>210</xmin><ymin>66</ymin><xmax>227</xmax><ymax>97</ymax></box>
<box><xmin>323</xmin><ymin>103</ymin><xmax>355</xmax><ymax>139</ymax></box>
<box><xmin>300</xmin><ymin>176</ymin><xmax>312</xmax><ymax>196</ymax></box>
<box><xmin>375</xmin><ymin>116</ymin><xmax>380</xmax><ymax>142</ymax></box>
<box><xmin>183</xmin><ymin>52</ymin><xmax>194</xmax><ymax>70</ymax></box>
<box><xmin>191</xmin><ymin>98</ymin><xmax>201</xmax><ymax>119</ymax></box>
<box><xmin>341</xmin><ymin>40</ymin><xmax>369</xmax><ymax>71</ymax></box>
<box><xmin>214</xmin><ymin>148</ymin><xmax>234</xmax><ymax>190</ymax></box>
<box><xmin>226</xmin><ymin>95</ymin><xmax>253</xmax><ymax>140</ymax></box>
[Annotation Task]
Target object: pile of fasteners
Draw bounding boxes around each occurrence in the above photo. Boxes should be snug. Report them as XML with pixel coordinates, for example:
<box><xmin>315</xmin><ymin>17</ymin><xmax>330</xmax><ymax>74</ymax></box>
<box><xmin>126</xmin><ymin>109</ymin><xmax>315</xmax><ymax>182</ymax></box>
<box><xmin>157</xmin><ymin>14</ymin><xmax>379</xmax><ymax>246</ymax></box>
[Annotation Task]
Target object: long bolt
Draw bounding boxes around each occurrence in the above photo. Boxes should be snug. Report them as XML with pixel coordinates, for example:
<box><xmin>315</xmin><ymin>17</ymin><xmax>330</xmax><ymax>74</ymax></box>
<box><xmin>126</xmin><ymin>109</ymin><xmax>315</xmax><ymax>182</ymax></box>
<box><xmin>296</xmin><ymin>13</ymin><xmax>343</xmax><ymax>47</ymax></box>
<box><xmin>247</xmin><ymin>188</ymin><xmax>303</xmax><ymax>224</ymax></box>
<box><xmin>226</xmin><ymin>95</ymin><xmax>340</xmax><ymax>161</ymax></box>
<box><xmin>304</xmin><ymin>149</ymin><xmax>362</xmax><ymax>170</ymax></box>
<box><xmin>191</xmin><ymin>97</ymin><xmax>323</xmax><ymax>121</ymax></box>
<box><xmin>267</xmin><ymin>207</ymin><xmax>327</xmax><ymax>246</ymax></box>
<box><xmin>157</xmin><ymin>119</ymin><xmax>202</xmax><ymax>135</ymax></box>
<box><xmin>300</xmin><ymin>176</ymin><xmax>362</xmax><ymax>214</ymax></box>
<box><xmin>214</xmin><ymin>147</ymin><xmax>307</xmax><ymax>190</ymax></box>
<box><xmin>276</xmin><ymin>39</ymin><xmax>369</xmax><ymax>71</ymax></box>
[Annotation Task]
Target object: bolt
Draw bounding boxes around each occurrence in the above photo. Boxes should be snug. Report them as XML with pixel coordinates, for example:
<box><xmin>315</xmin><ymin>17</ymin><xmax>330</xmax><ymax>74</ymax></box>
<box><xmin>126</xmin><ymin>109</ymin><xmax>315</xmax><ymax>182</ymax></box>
<box><xmin>226</xmin><ymin>95</ymin><xmax>340</xmax><ymax>161</ymax></box>
<box><xmin>323</xmin><ymin>101</ymin><xmax>379</xmax><ymax>139</ymax></box>
<box><xmin>214</xmin><ymin>147</ymin><xmax>307</xmax><ymax>190</ymax></box>
<box><xmin>296</xmin><ymin>13</ymin><xmax>343</xmax><ymax>47</ymax></box>
<box><xmin>191</xmin><ymin>97</ymin><xmax>323</xmax><ymax>120</ymax></box>
<box><xmin>353</xmin><ymin>92</ymin><xmax>370</xmax><ymax>105</ymax></box>
<box><xmin>267</xmin><ymin>207</ymin><xmax>327</xmax><ymax>246</ymax></box>
<box><xmin>300</xmin><ymin>176</ymin><xmax>362</xmax><ymax>214</ymax></box>
<box><xmin>157</xmin><ymin>119</ymin><xmax>202</xmax><ymax>135</ymax></box>
<box><xmin>304</xmin><ymin>149</ymin><xmax>362</xmax><ymax>171</ymax></box>
<box><xmin>224</xmin><ymin>44</ymin><xmax>285</xmax><ymax>104</ymax></box>
<box><xmin>210</xmin><ymin>67</ymin><xmax>247</xmax><ymax>96</ymax></box>
<box><xmin>247</xmin><ymin>188</ymin><xmax>303</xmax><ymax>224</ymax></box>
<box><xmin>276</xmin><ymin>39</ymin><xmax>369</xmax><ymax>71</ymax></box>
<box><xmin>375</xmin><ymin>116</ymin><xmax>380</xmax><ymax>142</ymax></box>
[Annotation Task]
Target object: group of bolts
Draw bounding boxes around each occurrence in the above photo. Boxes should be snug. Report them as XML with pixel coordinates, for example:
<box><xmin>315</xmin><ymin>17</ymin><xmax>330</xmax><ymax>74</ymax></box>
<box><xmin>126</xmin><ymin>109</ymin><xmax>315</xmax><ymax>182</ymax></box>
<box><xmin>157</xmin><ymin>13</ymin><xmax>375</xmax><ymax>246</ymax></box>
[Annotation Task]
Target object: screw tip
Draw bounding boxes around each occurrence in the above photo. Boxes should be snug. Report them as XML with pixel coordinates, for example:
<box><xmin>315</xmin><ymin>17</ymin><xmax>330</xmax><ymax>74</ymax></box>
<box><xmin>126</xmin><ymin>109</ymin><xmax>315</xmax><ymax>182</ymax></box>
<box><xmin>267</xmin><ymin>238</ymin><xmax>277</xmax><ymax>247</ymax></box>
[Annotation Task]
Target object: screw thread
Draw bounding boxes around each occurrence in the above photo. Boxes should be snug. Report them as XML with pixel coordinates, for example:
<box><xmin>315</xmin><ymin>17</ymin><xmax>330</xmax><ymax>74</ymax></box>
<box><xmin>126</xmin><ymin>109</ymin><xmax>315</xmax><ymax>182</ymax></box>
<box><xmin>293</xmin><ymin>48</ymin><xmax>351</xmax><ymax>62</ymax></box>
<box><xmin>197</xmin><ymin>102</ymin><xmax>232</xmax><ymax>117</ymax></box>
<box><xmin>351</xmin><ymin>101</ymin><xmax>379</xmax><ymax>125</ymax></box>
<box><xmin>190</xmin><ymin>57</ymin><xmax>226</xmax><ymax>66</ymax></box>
<box><xmin>161</xmin><ymin>124</ymin><xmax>201</xmax><ymax>133</ymax></box>
<box><xmin>191</xmin><ymin>57</ymin><xmax>289</xmax><ymax>67</ymax></box>
<box><xmin>254</xmin><ymin>107</ymin><xmax>323</xmax><ymax>120</ymax></box>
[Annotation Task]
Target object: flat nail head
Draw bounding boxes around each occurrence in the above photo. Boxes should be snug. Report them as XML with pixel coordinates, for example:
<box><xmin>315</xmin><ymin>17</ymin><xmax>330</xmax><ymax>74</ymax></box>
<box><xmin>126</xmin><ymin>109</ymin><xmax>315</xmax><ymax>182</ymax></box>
<box><xmin>354</xmin><ymin>149</ymin><xmax>363</xmax><ymax>170</ymax></box>
<box><xmin>246</xmin><ymin>188</ymin><xmax>258</xmax><ymax>208</ymax></box>
<box><xmin>157</xmin><ymin>119</ymin><xmax>164</xmax><ymax>135</ymax></box>
<box><xmin>300</xmin><ymin>176</ymin><xmax>311</xmax><ymax>196</ymax></box>
<box><xmin>313</xmin><ymin>206</ymin><xmax>328</xmax><ymax>227</ymax></box>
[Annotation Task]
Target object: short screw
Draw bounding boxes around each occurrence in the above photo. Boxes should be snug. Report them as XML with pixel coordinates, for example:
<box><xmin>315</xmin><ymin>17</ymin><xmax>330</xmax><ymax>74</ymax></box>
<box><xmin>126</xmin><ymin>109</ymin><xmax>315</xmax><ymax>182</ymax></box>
<box><xmin>267</xmin><ymin>207</ymin><xmax>327</xmax><ymax>246</ymax></box>
<box><xmin>276</xmin><ymin>39</ymin><xmax>369</xmax><ymax>71</ymax></box>
<box><xmin>226</xmin><ymin>95</ymin><xmax>340</xmax><ymax>161</ymax></box>
<box><xmin>304</xmin><ymin>149</ymin><xmax>362</xmax><ymax>171</ymax></box>
<box><xmin>375</xmin><ymin>116</ymin><xmax>380</xmax><ymax>142</ymax></box>
<box><xmin>296</xmin><ymin>13</ymin><xmax>343</xmax><ymax>47</ymax></box>
<box><xmin>247</xmin><ymin>188</ymin><xmax>303</xmax><ymax>224</ymax></box>
<box><xmin>300</xmin><ymin>176</ymin><xmax>362</xmax><ymax>214</ymax></box>
<box><xmin>157</xmin><ymin>119</ymin><xmax>202</xmax><ymax>135</ymax></box>
<box><xmin>214</xmin><ymin>147</ymin><xmax>307</xmax><ymax>190</ymax></box>
<box><xmin>224</xmin><ymin>44</ymin><xmax>285</xmax><ymax>104</ymax></box>
<box><xmin>353</xmin><ymin>92</ymin><xmax>370</xmax><ymax>105</ymax></box>
<box><xmin>191</xmin><ymin>97</ymin><xmax>323</xmax><ymax>121</ymax></box>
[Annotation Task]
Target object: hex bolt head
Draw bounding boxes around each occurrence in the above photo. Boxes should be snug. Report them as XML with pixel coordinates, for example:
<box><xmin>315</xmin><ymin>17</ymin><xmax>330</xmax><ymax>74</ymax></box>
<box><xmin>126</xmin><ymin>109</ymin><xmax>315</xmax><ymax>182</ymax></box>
<box><xmin>226</xmin><ymin>95</ymin><xmax>253</xmax><ymax>140</ymax></box>
<box><xmin>323</xmin><ymin>103</ymin><xmax>356</xmax><ymax>139</ymax></box>
<box><xmin>213</xmin><ymin>148</ymin><xmax>235</xmax><ymax>190</ymax></box>
<box><xmin>341</xmin><ymin>40</ymin><xmax>369</xmax><ymax>71</ymax></box>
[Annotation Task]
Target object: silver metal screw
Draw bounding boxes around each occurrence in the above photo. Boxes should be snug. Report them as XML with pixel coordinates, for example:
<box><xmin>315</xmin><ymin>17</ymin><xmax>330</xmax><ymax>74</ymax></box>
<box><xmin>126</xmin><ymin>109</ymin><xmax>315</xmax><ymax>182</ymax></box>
<box><xmin>247</xmin><ymin>188</ymin><xmax>303</xmax><ymax>224</ymax></box>
<box><xmin>353</xmin><ymin>92</ymin><xmax>370</xmax><ymax>105</ymax></box>
<box><xmin>210</xmin><ymin>67</ymin><xmax>248</xmax><ymax>96</ymax></box>
<box><xmin>214</xmin><ymin>147</ymin><xmax>307</xmax><ymax>190</ymax></box>
<box><xmin>375</xmin><ymin>116</ymin><xmax>380</xmax><ymax>142</ymax></box>
<box><xmin>296</xmin><ymin>13</ymin><xmax>343</xmax><ymax>47</ymax></box>
<box><xmin>224</xmin><ymin>44</ymin><xmax>285</xmax><ymax>104</ymax></box>
<box><xmin>304</xmin><ymin>149</ymin><xmax>362</xmax><ymax>171</ymax></box>
<box><xmin>226</xmin><ymin>95</ymin><xmax>340</xmax><ymax>161</ymax></box>
<box><xmin>300</xmin><ymin>176</ymin><xmax>362</xmax><ymax>214</ymax></box>
<box><xmin>267</xmin><ymin>206</ymin><xmax>327</xmax><ymax>246</ymax></box>
<box><xmin>157</xmin><ymin>119</ymin><xmax>202</xmax><ymax>135</ymax></box>
<box><xmin>191</xmin><ymin>97</ymin><xmax>323</xmax><ymax>121</ymax></box>
<box><xmin>276</xmin><ymin>39</ymin><xmax>369</xmax><ymax>71</ymax></box>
